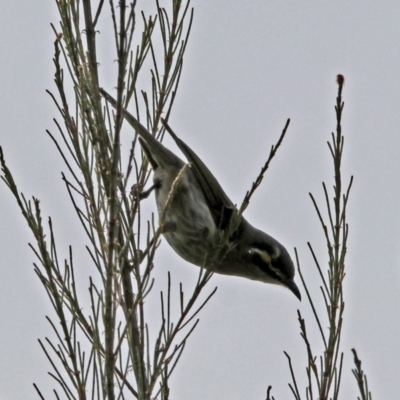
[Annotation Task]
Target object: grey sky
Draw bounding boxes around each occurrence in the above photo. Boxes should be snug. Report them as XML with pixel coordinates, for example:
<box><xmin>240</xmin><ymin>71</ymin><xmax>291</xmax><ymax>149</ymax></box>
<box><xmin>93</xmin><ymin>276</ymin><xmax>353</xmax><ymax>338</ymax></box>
<box><xmin>1</xmin><ymin>1</ymin><xmax>399</xmax><ymax>399</ymax></box>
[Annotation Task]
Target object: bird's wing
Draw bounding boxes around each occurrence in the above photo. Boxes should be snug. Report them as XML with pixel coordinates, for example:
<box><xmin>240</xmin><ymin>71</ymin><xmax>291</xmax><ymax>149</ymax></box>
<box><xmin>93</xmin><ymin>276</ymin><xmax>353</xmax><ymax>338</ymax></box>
<box><xmin>100</xmin><ymin>88</ymin><xmax>238</xmax><ymax>231</ymax></box>
<box><xmin>162</xmin><ymin>119</ymin><xmax>238</xmax><ymax>231</ymax></box>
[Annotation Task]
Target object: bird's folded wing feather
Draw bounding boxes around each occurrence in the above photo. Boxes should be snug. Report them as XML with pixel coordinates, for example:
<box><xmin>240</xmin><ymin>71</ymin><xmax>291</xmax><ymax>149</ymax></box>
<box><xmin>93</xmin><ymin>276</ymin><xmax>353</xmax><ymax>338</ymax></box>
<box><xmin>100</xmin><ymin>87</ymin><xmax>238</xmax><ymax>231</ymax></box>
<box><xmin>162</xmin><ymin>120</ymin><xmax>238</xmax><ymax>231</ymax></box>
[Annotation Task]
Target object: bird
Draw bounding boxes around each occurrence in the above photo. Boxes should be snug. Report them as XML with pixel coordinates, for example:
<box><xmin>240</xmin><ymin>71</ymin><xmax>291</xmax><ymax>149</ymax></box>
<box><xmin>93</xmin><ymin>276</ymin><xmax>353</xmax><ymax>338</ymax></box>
<box><xmin>101</xmin><ymin>89</ymin><xmax>301</xmax><ymax>300</ymax></box>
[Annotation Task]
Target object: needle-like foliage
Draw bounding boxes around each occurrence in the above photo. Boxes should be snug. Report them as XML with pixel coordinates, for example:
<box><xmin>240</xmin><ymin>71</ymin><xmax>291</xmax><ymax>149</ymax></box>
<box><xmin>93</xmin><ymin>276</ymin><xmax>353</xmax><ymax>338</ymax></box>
<box><xmin>1</xmin><ymin>1</ymin><xmax>217</xmax><ymax>399</ymax></box>
<box><xmin>0</xmin><ymin>2</ymin><xmax>374</xmax><ymax>399</ymax></box>
<box><xmin>279</xmin><ymin>76</ymin><xmax>373</xmax><ymax>400</ymax></box>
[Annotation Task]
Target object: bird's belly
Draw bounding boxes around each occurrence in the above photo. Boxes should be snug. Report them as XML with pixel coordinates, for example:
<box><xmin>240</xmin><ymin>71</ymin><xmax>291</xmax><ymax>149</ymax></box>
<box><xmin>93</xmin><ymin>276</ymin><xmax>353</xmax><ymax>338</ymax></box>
<box><xmin>163</xmin><ymin>229</ymin><xmax>212</xmax><ymax>266</ymax></box>
<box><xmin>156</xmin><ymin>175</ymin><xmax>218</xmax><ymax>266</ymax></box>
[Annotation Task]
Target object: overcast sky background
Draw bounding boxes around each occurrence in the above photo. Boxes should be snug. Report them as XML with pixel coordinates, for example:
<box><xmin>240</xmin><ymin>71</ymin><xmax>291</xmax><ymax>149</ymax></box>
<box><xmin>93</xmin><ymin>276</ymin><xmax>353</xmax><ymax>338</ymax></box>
<box><xmin>1</xmin><ymin>1</ymin><xmax>399</xmax><ymax>399</ymax></box>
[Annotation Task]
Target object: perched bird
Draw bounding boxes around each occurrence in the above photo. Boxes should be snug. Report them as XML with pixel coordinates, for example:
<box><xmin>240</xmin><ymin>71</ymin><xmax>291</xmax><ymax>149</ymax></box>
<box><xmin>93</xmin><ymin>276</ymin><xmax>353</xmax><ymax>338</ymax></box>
<box><xmin>101</xmin><ymin>89</ymin><xmax>301</xmax><ymax>300</ymax></box>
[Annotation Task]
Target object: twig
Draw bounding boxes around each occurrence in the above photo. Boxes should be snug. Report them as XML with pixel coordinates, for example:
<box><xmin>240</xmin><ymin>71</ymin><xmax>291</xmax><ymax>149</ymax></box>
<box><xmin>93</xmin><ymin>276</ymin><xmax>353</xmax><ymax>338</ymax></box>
<box><xmin>239</xmin><ymin>118</ymin><xmax>290</xmax><ymax>214</ymax></box>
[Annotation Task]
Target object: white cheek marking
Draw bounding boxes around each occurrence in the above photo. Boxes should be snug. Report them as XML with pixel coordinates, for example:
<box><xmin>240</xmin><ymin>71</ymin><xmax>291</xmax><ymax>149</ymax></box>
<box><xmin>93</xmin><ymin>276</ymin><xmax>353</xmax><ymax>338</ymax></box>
<box><xmin>250</xmin><ymin>248</ymin><xmax>286</xmax><ymax>280</ymax></box>
<box><xmin>251</xmin><ymin>248</ymin><xmax>272</xmax><ymax>264</ymax></box>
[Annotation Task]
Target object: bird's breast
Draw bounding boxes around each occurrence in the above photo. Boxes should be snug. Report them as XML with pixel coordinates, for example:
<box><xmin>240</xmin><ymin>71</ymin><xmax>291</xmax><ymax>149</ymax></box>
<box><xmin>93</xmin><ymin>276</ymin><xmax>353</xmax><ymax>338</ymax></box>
<box><xmin>154</xmin><ymin>167</ymin><xmax>219</xmax><ymax>266</ymax></box>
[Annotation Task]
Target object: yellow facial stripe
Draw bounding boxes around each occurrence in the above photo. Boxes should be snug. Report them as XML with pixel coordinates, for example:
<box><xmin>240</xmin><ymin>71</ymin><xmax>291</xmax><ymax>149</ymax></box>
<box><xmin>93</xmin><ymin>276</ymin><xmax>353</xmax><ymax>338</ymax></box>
<box><xmin>251</xmin><ymin>248</ymin><xmax>285</xmax><ymax>280</ymax></box>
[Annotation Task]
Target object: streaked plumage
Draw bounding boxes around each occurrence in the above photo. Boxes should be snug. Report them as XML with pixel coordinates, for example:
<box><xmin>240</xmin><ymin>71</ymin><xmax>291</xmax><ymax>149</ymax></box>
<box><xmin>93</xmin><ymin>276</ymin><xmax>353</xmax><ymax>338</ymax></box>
<box><xmin>101</xmin><ymin>89</ymin><xmax>301</xmax><ymax>300</ymax></box>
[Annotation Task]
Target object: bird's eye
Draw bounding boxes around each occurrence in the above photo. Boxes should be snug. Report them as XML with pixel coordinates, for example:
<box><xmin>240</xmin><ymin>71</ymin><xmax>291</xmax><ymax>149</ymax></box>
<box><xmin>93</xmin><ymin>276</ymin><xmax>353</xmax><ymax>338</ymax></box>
<box><xmin>249</xmin><ymin>247</ymin><xmax>286</xmax><ymax>281</ymax></box>
<box><xmin>249</xmin><ymin>248</ymin><xmax>272</xmax><ymax>273</ymax></box>
<box><xmin>249</xmin><ymin>248</ymin><xmax>271</xmax><ymax>265</ymax></box>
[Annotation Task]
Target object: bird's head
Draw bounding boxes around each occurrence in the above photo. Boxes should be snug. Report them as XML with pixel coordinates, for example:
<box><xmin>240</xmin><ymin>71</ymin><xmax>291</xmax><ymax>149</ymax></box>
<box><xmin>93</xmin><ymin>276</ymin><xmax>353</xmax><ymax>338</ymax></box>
<box><xmin>226</xmin><ymin>219</ymin><xmax>301</xmax><ymax>300</ymax></box>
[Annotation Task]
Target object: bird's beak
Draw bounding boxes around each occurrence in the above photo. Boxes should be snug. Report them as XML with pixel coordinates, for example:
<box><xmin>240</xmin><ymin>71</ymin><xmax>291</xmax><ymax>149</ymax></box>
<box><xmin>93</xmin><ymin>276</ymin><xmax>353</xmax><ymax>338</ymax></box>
<box><xmin>286</xmin><ymin>279</ymin><xmax>301</xmax><ymax>301</ymax></box>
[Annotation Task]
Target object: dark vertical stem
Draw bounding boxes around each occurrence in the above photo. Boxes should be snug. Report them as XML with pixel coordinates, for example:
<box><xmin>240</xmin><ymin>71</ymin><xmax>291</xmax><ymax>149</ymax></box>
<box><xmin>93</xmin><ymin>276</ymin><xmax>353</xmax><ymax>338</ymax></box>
<box><xmin>320</xmin><ymin>75</ymin><xmax>346</xmax><ymax>399</ymax></box>
<box><xmin>82</xmin><ymin>0</ymin><xmax>99</xmax><ymax>87</ymax></box>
